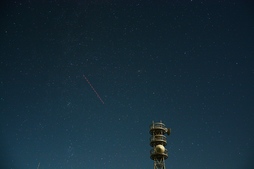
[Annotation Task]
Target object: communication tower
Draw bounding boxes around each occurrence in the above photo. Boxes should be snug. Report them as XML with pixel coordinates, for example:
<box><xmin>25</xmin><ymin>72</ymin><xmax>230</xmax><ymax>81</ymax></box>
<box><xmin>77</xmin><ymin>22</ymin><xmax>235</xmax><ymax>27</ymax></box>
<box><xmin>149</xmin><ymin>121</ymin><xmax>171</xmax><ymax>169</ymax></box>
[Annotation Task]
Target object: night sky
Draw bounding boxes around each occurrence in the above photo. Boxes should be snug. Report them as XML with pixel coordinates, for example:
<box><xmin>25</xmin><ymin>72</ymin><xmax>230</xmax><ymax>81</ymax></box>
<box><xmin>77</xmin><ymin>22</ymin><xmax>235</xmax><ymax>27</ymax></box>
<box><xmin>1</xmin><ymin>0</ymin><xmax>254</xmax><ymax>169</ymax></box>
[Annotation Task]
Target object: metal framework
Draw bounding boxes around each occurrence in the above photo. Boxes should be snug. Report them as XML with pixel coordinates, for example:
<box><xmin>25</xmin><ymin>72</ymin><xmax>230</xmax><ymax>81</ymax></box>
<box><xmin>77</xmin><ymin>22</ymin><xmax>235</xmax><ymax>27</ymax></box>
<box><xmin>149</xmin><ymin>121</ymin><xmax>171</xmax><ymax>169</ymax></box>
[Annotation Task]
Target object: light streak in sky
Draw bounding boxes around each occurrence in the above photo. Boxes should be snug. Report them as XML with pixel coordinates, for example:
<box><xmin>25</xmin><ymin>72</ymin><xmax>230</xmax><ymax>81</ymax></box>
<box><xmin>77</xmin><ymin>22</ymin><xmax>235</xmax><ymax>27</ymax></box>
<box><xmin>83</xmin><ymin>75</ymin><xmax>104</xmax><ymax>104</ymax></box>
<box><xmin>36</xmin><ymin>162</ymin><xmax>40</xmax><ymax>169</ymax></box>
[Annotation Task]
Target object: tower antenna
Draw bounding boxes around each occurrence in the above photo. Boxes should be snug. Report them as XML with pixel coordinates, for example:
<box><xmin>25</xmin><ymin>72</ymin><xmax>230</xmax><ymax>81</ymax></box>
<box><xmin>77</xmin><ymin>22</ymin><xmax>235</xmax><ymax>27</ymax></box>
<box><xmin>149</xmin><ymin>121</ymin><xmax>171</xmax><ymax>169</ymax></box>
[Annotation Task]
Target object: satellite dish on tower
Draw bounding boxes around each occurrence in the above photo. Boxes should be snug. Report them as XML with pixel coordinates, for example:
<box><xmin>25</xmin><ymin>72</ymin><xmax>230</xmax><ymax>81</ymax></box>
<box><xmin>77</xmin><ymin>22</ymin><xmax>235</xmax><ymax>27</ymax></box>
<box><xmin>155</xmin><ymin>144</ymin><xmax>165</xmax><ymax>153</ymax></box>
<box><xmin>166</xmin><ymin>128</ymin><xmax>171</xmax><ymax>135</ymax></box>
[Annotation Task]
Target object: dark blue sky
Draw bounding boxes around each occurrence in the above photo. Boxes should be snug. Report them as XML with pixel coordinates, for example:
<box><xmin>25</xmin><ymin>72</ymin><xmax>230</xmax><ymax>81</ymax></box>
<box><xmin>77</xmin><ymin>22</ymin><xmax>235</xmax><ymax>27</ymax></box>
<box><xmin>1</xmin><ymin>0</ymin><xmax>254</xmax><ymax>169</ymax></box>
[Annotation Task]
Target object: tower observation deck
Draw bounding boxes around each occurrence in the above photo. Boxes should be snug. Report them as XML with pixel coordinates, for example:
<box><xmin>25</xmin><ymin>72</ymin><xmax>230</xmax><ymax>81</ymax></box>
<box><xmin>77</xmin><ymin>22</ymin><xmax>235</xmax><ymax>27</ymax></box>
<box><xmin>149</xmin><ymin>121</ymin><xmax>171</xmax><ymax>169</ymax></box>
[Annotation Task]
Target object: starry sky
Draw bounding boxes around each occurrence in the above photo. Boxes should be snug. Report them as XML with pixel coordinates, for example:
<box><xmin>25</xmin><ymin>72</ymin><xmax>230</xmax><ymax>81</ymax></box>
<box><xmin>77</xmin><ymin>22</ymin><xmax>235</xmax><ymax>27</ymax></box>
<box><xmin>0</xmin><ymin>0</ymin><xmax>254</xmax><ymax>169</ymax></box>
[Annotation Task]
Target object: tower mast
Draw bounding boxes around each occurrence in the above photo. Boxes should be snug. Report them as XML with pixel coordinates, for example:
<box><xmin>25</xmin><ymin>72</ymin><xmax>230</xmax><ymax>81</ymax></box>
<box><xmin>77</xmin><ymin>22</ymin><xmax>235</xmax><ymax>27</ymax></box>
<box><xmin>149</xmin><ymin>121</ymin><xmax>171</xmax><ymax>169</ymax></box>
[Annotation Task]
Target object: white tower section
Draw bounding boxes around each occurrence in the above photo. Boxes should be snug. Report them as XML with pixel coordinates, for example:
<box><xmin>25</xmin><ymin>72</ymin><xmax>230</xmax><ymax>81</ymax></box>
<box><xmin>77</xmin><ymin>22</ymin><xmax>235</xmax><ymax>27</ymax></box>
<box><xmin>150</xmin><ymin>121</ymin><xmax>171</xmax><ymax>169</ymax></box>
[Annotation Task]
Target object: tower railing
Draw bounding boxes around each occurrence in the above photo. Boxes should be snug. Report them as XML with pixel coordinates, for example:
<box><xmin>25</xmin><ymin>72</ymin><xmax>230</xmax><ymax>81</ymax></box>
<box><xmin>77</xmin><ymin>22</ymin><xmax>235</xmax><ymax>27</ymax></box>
<box><xmin>150</xmin><ymin>122</ymin><xmax>166</xmax><ymax>129</ymax></box>
<box><xmin>150</xmin><ymin>148</ymin><xmax>168</xmax><ymax>159</ymax></box>
<box><xmin>150</xmin><ymin>135</ymin><xmax>167</xmax><ymax>146</ymax></box>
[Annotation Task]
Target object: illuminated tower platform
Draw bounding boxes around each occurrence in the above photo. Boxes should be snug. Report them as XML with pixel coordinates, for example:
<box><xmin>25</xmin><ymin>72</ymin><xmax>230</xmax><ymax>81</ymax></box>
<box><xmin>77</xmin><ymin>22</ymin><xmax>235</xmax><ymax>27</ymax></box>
<box><xmin>149</xmin><ymin>121</ymin><xmax>171</xmax><ymax>169</ymax></box>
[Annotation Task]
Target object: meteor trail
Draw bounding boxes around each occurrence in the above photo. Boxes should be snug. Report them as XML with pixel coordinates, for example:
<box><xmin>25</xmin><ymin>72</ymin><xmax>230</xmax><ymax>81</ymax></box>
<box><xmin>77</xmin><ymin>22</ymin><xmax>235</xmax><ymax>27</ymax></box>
<box><xmin>36</xmin><ymin>162</ymin><xmax>40</xmax><ymax>169</ymax></box>
<box><xmin>83</xmin><ymin>75</ymin><xmax>104</xmax><ymax>104</ymax></box>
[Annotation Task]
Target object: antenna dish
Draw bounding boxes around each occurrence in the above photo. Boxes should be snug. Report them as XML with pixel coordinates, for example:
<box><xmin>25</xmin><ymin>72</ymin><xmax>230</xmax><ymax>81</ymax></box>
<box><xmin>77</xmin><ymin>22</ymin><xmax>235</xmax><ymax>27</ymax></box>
<box><xmin>155</xmin><ymin>144</ymin><xmax>165</xmax><ymax>153</ymax></box>
<box><xmin>166</xmin><ymin>128</ymin><xmax>171</xmax><ymax>135</ymax></box>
